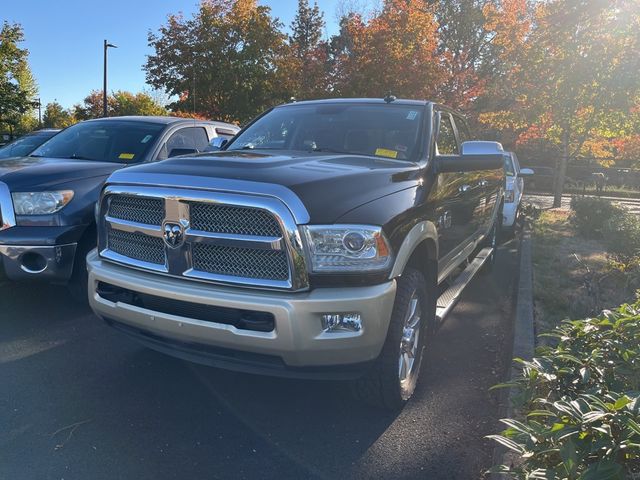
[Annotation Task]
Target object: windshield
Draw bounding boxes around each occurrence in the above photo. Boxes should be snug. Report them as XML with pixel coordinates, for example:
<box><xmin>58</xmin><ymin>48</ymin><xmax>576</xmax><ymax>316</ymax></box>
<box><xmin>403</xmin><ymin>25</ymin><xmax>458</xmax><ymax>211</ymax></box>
<box><xmin>0</xmin><ymin>133</ymin><xmax>56</xmax><ymax>159</ymax></box>
<box><xmin>31</xmin><ymin>120</ymin><xmax>165</xmax><ymax>163</ymax></box>
<box><xmin>227</xmin><ymin>103</ymin><xmax>424</xmax><ymax>161</ymax></box>
<box><xmin>504</xmin><ymin>155</ymin><xmax>515</xmax><ymax>176</ymax></box>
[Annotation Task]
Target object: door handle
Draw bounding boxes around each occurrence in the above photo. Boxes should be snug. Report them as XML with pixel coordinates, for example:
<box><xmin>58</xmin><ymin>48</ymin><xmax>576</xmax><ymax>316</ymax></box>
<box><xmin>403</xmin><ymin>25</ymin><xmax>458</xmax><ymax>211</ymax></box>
<box><xmin>458</xmin><ymin>184</ymin><xmax>472</xmax><ymax>193</ymax></box>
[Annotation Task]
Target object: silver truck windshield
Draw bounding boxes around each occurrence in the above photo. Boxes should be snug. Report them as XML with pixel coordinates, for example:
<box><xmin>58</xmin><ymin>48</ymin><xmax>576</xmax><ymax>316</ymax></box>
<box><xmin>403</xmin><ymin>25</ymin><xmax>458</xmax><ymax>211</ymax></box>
<box><xmin>227</xmin><ymin>103</ymin><xmax>424</xmax><ymax>161</ymax></box>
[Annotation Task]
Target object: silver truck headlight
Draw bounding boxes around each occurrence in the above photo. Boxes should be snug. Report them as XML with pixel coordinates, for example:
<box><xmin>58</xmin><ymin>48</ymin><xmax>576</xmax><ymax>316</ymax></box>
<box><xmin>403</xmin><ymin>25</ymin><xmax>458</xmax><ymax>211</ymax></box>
<box><xmin>302</xmin><ymin>225</ymin><xmax>392</xmax><ymax>273</ymax></box>
<box><xmin>12</xmin><ymin>190</ymin><xmax>74</xmax><ymax>215</ymax></box>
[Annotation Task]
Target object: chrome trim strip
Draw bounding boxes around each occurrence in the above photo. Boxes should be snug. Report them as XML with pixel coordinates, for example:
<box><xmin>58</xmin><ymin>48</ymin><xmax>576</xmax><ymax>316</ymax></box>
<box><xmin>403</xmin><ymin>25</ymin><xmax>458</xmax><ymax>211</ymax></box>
<box><xmin>185</xmin><ymin>230</ymin><xmax>284</xmax><ymax>250</ymax></box>
<box><xmin>0</xmin><ymin>181</ymin><xmax>16</xmax><ymax>230</ymax></box>
<box><xmin>105</xmin><ymin>216</ymin><xmax>163</xmax><ymax>237</ymax></box>
<box><xmin>105</xmin><ymin>171</ymin><xmax>310</xmax><ymax>224</ymax></box>
<box><xmin>100</xmin><ymin>249</ymin><xmax>169</xmax><ymax>273</ymax></box>
<box><xmin>98</xmin><ymin>185</ymin><xmax>310</xmax><ymax>291</ymax></box>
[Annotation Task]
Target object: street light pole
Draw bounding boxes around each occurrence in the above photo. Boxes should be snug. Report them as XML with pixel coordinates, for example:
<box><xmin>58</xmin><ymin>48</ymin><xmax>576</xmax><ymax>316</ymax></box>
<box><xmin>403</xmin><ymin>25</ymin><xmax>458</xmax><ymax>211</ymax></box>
<box><xmin>103</xmin><ymin>40</ymin><xmax>117</xmax><ymax>117</ymax></box>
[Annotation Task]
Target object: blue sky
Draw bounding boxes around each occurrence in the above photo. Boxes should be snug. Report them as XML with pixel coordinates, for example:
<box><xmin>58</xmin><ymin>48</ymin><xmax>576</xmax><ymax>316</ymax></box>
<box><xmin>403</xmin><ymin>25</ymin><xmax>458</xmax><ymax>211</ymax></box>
<box><xmin>3</xmin><ymin>1</ymin><xmax>343</xmax><ymax>109</ymax></box>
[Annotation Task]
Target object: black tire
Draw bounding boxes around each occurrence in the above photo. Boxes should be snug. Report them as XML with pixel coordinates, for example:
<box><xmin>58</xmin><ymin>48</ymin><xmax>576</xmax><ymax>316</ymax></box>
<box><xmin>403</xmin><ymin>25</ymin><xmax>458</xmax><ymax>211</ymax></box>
<box><xmin>67</xmin><ymin>236</ymin><xmax>95</xmax><ymax>303</ymax></box>
<box><xmin>351</xmin><ymin>268</ymin><xmax>434</xmax><ymax>410</ymax></box>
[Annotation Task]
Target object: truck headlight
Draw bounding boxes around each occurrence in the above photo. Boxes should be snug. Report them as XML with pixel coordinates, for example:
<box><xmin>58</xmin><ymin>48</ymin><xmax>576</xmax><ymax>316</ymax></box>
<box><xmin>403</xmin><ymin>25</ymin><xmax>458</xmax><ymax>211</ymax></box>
<box><xmin>12</xmin><ymin>190</ymin><xmax>74</xmax><ymax>215</ymax></box>
<box><xmin>302</xmin><ymin>225</ymin><xmax>392</xmax><ymax>273</ymax></box>
<box><xmin>505</xmin><ymin>189</ymin><xmax>515</xmax><ymax>203</ymax></box>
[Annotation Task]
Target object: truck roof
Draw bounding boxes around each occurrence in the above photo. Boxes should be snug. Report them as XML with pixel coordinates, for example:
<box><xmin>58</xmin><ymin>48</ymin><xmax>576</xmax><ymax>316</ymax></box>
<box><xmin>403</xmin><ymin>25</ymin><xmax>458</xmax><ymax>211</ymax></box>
<box><xmin>280</xmin><ymin>98</ymin><xmax>432</xmax><ymax>107</ymax></box>
<box><xmin>83</xmin><ymin>116</ymin><xmax>236</xmax><ymax>128</ymax></box>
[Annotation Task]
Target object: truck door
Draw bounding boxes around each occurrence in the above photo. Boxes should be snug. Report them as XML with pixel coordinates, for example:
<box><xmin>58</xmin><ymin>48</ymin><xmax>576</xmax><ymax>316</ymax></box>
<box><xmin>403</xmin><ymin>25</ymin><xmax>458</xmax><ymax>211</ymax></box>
<box><xmin>431</xmin><ymin>112</ymin><xmax>476</xmax><ymax>263</ymax></box>
<box><xmin>451</xmin><ymin>113</ymin><xmax>499</xmax><ymax>238</ymax></box>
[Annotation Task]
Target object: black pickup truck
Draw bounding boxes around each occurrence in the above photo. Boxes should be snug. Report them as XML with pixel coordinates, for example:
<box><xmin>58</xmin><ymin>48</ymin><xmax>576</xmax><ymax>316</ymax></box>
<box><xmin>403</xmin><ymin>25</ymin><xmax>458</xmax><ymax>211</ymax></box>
<box><xmin>87</xmin><ymin>98</ymin><xmax>504</xmax><ymax>409</ymax></box>
<box><xmin>0</xmin><ymin>116</ymin><xmax>239</xmax><ymax>297</ymax></box>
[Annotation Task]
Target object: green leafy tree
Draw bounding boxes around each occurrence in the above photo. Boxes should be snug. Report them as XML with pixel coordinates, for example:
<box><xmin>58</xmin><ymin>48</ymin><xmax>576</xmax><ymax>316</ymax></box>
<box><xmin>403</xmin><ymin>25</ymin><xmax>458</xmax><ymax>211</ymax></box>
<box><xmin>112</xmin><ymin>91</ymin><xmax>167</xmax><ymax>116</ymax></box>
<box><xmin>145</xmin><ymin>0</ymin><xmax>293</xmax><ymax>123</ymax></box>
<box><xmin>43</xmin><ymin>101</ymin><xmax>74</xmax><ymax>128</ymax></box>
<box><xmin>0</xmin><ymin>22</ymin><xmax>38</xmax><ymax>135</ymax></box>
<box><xmin>72</xmin><ymin>90</ymin><xmax>166</xmax><ymax>120</ymax></box>
<box><xmin>289</xmin><ymin>0</ymin><xmax>328</xmax><ymax>99</ymax></box>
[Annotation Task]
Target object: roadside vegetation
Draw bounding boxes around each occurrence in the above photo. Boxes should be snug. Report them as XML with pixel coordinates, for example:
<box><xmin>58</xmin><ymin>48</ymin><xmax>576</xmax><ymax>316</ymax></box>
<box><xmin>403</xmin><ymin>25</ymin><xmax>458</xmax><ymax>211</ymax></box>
<box><xmin>490</xmin><ymin>302</ymin><xmax>640</xmax><ymax>479</ymax></box>
<box><xmin>531</xmin><ymin>198</ymin><xmax>640</xmax><ymax>334</ymax></box>
<box><xmin>490</xmin><ymin>197</ymin><xmax>640</xmax><ymax>478</ymax></box>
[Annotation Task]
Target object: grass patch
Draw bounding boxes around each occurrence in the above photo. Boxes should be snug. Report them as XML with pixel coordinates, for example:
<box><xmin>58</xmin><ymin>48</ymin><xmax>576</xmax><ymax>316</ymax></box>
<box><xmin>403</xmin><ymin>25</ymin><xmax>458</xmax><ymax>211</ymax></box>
<box><xmin>531</xmin><ymin>208</ymin><xmax>639</xmax><ymax>334</ymax></box>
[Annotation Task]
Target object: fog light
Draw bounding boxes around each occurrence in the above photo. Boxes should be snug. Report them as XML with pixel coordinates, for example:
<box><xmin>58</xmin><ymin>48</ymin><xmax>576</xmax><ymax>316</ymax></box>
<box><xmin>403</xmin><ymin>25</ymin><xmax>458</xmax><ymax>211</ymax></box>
<box><xmin>321</xmin><ymin>313</ymin><xmax>362</xmax><ymax>332</ymax></box>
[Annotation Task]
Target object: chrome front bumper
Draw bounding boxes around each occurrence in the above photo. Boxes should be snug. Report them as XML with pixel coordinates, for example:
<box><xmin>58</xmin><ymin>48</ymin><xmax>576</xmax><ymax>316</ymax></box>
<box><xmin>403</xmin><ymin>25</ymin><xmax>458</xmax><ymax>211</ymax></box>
<box><xmin>87</xmin><ymin>250</ymin><xmax>397</xmax><ymax>375</ymax></box>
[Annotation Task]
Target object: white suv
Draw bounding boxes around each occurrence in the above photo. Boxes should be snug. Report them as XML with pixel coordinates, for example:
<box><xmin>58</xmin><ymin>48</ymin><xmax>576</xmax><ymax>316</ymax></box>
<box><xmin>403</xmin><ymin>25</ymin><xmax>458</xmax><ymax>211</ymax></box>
<box><xmin>503</xmin><ymin>152</ymin><xmax>533</xmax><ymax>232</ymax></box>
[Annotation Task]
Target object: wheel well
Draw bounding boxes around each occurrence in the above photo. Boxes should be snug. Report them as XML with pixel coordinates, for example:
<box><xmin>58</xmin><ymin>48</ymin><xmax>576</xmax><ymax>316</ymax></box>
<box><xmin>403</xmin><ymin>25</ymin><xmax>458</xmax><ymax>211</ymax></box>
<box><xmin>405</xmin><ymin>239</ymin><xmax>437</xmax><ymax>287</ymax></box>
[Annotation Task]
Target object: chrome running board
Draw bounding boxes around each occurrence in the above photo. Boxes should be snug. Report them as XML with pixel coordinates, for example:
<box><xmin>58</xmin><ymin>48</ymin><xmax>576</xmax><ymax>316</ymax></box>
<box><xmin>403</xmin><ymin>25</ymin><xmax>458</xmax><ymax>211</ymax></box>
<box><xmin>436</xmin><ymin>247</ymin><xmax>493</xmax><ymax>323</ymax></box>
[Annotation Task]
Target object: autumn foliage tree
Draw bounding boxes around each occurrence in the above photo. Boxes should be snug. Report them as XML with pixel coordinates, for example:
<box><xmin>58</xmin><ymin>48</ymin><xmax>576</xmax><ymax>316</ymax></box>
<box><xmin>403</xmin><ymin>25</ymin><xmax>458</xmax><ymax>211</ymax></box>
<box><xmin>480</xmin><ymin>0</ymin><xmax>640</xmax><ymax>205</ymax></box>
<box><xmin>145</xmin><ymin>0</ymin><xmax>293</xmax><ymax>124</ymax></box>
<box><xmin>333</xmin><ymin>0</ymin><xmax>442</xmax><ymax>99</ymax></box>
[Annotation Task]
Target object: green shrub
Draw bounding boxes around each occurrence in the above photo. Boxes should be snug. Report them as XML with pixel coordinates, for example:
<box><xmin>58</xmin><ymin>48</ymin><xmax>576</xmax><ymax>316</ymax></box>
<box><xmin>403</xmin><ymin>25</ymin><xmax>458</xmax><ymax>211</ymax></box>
<box><xmin>570</xmin><ymin>197</ymin><xmax>626</xmax><ymax>238</ymax></box>
<box><xmin>489</xmin><ymin>302</ymin><xmax>640</xmax><ymax>479</ymax></box>
<box><xmin>570</xmin><ymin>197</ymin><xmax>640</xmax><ymax>258</ymax></box>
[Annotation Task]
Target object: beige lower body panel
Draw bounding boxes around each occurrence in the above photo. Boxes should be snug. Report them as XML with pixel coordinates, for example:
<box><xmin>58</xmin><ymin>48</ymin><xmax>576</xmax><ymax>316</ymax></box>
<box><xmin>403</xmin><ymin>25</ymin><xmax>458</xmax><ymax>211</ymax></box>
<box><xmin>87</xmin><ymin>250</ymin><xmax>396</xmax><ymax>367</ymax></box>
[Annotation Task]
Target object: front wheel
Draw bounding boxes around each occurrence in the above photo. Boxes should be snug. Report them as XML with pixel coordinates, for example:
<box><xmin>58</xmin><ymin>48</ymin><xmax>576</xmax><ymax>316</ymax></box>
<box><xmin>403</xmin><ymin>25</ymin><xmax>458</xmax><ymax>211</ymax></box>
<box><xmin>351</xmin><ymin>268</ymin><xmax>433</xmax><ymax>410</ymax></box>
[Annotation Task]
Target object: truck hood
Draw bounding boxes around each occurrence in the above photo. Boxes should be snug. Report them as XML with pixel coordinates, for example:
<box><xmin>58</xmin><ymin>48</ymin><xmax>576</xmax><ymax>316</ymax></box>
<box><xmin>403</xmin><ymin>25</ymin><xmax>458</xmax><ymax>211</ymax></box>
<box><xmin>106</xmin><ymin>151</ymin><xmax>422</xmax><ymax>224</ymax></box>
<box><xmin>0</xmin><ymin>156</ymin><xmax>122</xmax><ymax>190</ymax></box>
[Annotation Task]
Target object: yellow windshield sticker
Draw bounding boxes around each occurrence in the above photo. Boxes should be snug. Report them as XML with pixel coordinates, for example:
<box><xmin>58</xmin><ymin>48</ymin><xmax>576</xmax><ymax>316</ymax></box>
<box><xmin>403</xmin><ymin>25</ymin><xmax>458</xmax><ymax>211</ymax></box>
<box><xmin>118</xmin><ymin>153</ymin><xmax>135</xmax><ymax>160</ymax></box>
<box><xmin>375</xmin><ymin>148</ymin><xmax>398</xmax><ymax>159</ymax></box>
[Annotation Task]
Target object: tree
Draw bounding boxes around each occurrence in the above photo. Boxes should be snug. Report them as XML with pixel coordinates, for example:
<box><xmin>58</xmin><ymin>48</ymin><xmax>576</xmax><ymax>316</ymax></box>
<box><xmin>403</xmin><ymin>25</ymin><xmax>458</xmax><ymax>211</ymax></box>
<box><xmin>289</xmin><ymin>0</ymin><xmax>329</xmax><ymax>100</ymax></box>
<box><xmin>0</xmin><ymin>22</ymin><xmax>38</xmax><ymax>135</ymax></box>
<box><xmin>72</xmin><ymin>89</ymin><xmax>167</xmax><ymax>120</ymax></box>
<box><xmin>429</xmin><ymin>0</ymin><xmax>491</xmax><ymax>111</ymax></box>
<box><xmin>481</xmin><ymin>0</ymin><xmax>640</xmax><ymax>206</ymax></box>
<box><xmin>43</xmin><ymin>101</ymin><xmax>74</xmax><ymax>128</ymax></box>
<box><xmin>145</xmin><ymin>0</ymin><xmax>293</xmax><ymax>123</ymax></box>
<box><xmin>112</xmin><ymin>91</ymin><xmax>167</xmax><ymax>116</ymax></box>
<box><xmin>332</xmin><ymin>0</ymin><xmax>442</xmax><ymax>99</ymax></box>
<box><xmin>73</xmin><ymin>90</ymin><xmax>114</xmax><ymax>120</ymax></box>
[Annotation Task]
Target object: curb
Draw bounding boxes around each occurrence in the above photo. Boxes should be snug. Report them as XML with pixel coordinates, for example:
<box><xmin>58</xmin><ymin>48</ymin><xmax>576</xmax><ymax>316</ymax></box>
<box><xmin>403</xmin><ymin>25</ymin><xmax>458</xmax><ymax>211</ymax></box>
<box><xmin>490</xmin><ymin>226</ymin><xmax>535</xmax><ymax>479</ymax></box>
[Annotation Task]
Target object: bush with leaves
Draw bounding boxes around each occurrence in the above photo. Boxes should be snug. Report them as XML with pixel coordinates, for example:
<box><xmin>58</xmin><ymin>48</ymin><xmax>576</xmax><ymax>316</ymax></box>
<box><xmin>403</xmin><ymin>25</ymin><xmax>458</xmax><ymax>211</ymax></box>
<box><xmin>489</xmin><ymin>302</ymin><xmax>640</xmax><ymax>479</ymax></box>
<box><xmin>570</xmin><ymin>197</ymin><xmax>640</xmax><ymax>259</ymax></box>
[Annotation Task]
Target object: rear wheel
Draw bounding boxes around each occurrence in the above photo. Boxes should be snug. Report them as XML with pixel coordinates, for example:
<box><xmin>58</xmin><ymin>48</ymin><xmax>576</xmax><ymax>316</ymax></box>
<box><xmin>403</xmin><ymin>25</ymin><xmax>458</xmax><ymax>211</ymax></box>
<box><xmin>352</xmin><ymin>268</ymin><xmax>434</xmax><ymax>410</ymax></box>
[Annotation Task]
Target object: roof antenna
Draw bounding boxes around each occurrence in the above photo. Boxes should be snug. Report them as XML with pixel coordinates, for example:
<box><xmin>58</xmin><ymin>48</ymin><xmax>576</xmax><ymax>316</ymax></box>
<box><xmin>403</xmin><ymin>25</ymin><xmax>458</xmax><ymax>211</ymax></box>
<box><xmin>384</xmin><ymin>91</ymin><xmax>396</xmax><ymax>103</ymax></box>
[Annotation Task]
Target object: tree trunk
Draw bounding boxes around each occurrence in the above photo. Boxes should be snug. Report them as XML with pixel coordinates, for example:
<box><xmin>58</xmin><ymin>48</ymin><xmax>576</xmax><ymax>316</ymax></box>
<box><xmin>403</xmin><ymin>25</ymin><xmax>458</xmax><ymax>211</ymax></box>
<box><xmin>553</xmin><ymin>127</ymin><xmax>569</xmax><ymax>208</ymax></box>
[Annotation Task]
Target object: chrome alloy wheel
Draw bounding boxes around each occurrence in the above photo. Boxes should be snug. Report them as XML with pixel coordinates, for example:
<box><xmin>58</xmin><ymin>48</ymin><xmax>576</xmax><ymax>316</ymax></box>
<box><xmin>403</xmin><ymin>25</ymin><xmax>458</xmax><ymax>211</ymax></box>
<box><xmin>398</xmin><ymin>291</ymin><xmax>422</xmax><ymax>385</ymax></box>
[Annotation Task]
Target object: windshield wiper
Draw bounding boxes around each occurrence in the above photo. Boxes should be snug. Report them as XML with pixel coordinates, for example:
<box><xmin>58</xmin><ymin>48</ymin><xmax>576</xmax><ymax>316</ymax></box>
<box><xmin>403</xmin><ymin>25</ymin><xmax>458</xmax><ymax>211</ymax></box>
<box><xmin>310</xmin><ymin>147</ymin><xmax>354</xmax><ymax>155</ymax></box>
<box><xmin>28</xmin><ymin>154</ymin><xmax>44</xmax><ymax>158</ymax></box>
<box><xmin>66</xmin><ymin>154</ymin><xmax>94</xmax><ymax>160</ymax></box>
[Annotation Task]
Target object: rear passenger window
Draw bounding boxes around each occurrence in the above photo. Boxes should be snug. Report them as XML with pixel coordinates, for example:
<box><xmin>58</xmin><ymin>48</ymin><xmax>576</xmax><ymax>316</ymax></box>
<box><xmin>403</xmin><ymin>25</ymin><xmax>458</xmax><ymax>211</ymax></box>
<box><xmin>436</xmin><ymin>113</ymin><xmax>458</xmax><ymax>155</ymax></box>
<box><xmin>157</xmin><ymin>127</ymin><xmax>210</xmax><ymax>160</ymax></box>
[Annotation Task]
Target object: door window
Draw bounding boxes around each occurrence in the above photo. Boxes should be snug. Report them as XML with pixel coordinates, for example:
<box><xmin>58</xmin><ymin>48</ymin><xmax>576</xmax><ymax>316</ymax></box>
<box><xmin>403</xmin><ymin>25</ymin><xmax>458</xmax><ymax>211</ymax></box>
<box><xmin>452</xmin><ymin>115</ymin><xmax>471</xmax><ymax>144</ymax></box>
<box><xmin>157</xmin><ymin>127</ymin><xmax>210</xmax><ymax>160</ymax></box>
<box><xmin>436</xmin><ymin>113</ymin><xmax>458</xmax><ymax>155</ymax></box>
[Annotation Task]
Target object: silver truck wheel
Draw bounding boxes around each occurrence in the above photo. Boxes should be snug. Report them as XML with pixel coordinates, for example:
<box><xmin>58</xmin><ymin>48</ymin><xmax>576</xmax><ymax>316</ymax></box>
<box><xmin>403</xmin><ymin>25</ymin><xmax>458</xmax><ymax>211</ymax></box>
<box><xmin>351</xmin><ymin>268</ymin><xmax>433</xmax><ymax>410</ymax></box>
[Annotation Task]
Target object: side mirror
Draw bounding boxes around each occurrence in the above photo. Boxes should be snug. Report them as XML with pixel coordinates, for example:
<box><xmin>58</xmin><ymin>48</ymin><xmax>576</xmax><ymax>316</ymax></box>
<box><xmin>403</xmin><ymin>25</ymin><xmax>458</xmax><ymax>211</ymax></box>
<box><xmin>208</xmin><ymin>137</ymin><xmax>228</xmax><ymax>151</ymax></box>
<box><xmin>168</xmin><ymin>147</ymin><xmax>197</xmax><ymax>158</ymax></box>
<box><xmin>520</xmin><ymin>168</ymin><xmax>534</xmax><ymax>176</ymax></box>
<box><xmin>435</xmin><ymin>153</ymin><xmax>504</xmax><ymax>173</ymax></box>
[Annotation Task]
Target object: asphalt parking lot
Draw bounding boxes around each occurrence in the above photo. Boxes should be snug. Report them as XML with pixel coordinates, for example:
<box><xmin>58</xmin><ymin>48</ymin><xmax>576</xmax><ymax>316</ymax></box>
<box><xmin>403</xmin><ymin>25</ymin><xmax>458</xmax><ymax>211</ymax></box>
<box><xmin>1</xmin><ymin>238</ymin><xmax>519</xmax><ymax>480</ymax></box>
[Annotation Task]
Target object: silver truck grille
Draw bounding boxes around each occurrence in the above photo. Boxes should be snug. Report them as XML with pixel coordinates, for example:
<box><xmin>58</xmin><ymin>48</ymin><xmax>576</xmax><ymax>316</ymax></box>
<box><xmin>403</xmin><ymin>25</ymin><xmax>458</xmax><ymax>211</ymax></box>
<box><xmin>109</xmin><ymin>195</ymin><xmax>164</xmax><ymax>226</ymax></box>
<box><xmin>98</xmin><ymin>187</ymin><xmax>308</xmax><ymax>290</ymax></box>
<box><xmin>107</xmin><ymin>227</ymin><xmax>166</xmax><ymax>265</ymax></box>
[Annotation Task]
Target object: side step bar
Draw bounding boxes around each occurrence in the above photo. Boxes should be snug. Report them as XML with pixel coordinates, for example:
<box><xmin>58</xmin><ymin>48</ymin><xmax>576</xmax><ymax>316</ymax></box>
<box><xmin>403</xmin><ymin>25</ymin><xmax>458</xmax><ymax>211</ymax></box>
<box><xmin>435</xmin><ymin>247</ymin><xmax>493</xmax><ymax>323</ymax></box>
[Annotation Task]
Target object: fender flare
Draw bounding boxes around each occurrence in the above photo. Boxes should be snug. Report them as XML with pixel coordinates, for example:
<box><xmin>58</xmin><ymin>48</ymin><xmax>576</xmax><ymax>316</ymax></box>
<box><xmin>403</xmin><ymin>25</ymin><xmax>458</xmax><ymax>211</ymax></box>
<box><xmin>388</xmin><ymin>221</ymin><xmax>439</xmax><ymax>279</ymax></box>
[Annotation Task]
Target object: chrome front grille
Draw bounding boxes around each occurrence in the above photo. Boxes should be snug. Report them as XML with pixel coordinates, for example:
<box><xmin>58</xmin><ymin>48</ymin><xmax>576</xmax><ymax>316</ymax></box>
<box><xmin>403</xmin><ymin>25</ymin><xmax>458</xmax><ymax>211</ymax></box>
<box><xmin>109</xmin><ymin>195</ymin><xmax>164</xmax><ymax>226</ymax></box>
<box><xmin>192</xmin><ymin>244</ymin><xmax>289</xmax><ymax>280</ymax></box>
<box><xmin>99</xmin><ymin>186</ymin><xmax>309</xmax><ymax>290</ymax></box>
<box><xmin>107</xmin><ymin>227</ymin><xmax>166</xmax><ymax>265</ymax></box>
<box><xmin>189</xmin><ymin>202</ymin><xmax>281</xmax><ymax>237</ymax></box>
